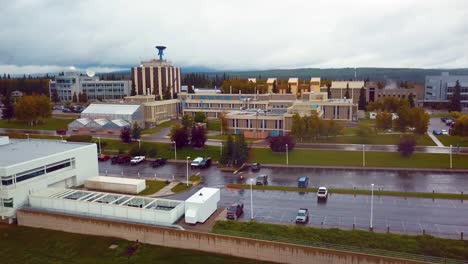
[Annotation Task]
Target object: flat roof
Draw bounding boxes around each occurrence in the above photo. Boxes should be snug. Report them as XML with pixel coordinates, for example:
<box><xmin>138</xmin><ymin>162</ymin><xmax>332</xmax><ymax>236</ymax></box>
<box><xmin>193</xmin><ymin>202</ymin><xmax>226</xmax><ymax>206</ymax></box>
<box><xmin>82</xmin><ymin>104</ymin><xmax>140</xmax><ymax>115</ymax></box>
<box><xmin>186</xmin><ymin>187</ymin><xmax>219</xmax><ymax>204</ymax></box>
<box><xmin>0</xmin><ymin>138</ymin><xmax>93</xmax><ymax>167</ymax></box>
<box><xmin>87</xmin><ymin>176</ymin><xmax>145</xmax><ymax>185</ymax></box>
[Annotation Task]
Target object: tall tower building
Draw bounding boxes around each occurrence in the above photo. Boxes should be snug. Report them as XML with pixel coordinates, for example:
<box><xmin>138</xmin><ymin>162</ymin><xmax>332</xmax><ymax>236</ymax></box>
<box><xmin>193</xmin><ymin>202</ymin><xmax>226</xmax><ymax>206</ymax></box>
<box><xmin>131</xmin><ymin>46</ymin><xmax>181</xmax><ymax>100</ymax></box>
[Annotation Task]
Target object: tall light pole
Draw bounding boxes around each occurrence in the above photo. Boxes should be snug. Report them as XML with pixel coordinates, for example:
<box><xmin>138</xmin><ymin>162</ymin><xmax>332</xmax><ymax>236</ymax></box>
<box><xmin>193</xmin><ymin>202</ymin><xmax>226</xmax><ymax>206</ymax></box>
<box><xmin>172</xmin><ymin>141</ymin><xmax>177</xmax><ymax>160</ymax></box>
<box><xmin>362</xmin><ymin>144</ymin><xmax>366</xmax><ymax>167</ymax></box>
<box><xmin>370</xmin><ymin>183</ymin><xmax>374</xmax><ymax>231</ymax></box>
<box><xmin>450</xmin><ymin>144</ymin><xmax>453</xmax><ymax>169</ymax></box>
<box><xmin>186</xmin><ymin>156</ymin><xmax>191</xmax><ymax>186</ymax></box>
<box><xmin>249</xmin><ymin>178</ymin><xmax>254</xmax><ymax>220</ymax></box>
<box><xmin>286</xmin><ymin>143</ymin><xmax>289</xmax><ymax>165</ymax></box>
<box><xmin>97</xmin><ymin>137</ymin><xmax>102</xmax><ymax>155</ymax></box>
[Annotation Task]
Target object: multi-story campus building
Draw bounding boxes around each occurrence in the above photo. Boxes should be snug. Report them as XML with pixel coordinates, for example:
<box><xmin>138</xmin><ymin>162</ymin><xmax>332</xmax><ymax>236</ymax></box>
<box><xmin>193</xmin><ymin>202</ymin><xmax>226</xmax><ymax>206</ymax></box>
<box><xmin>320</xmin><ymin>81</ymin><xmax>365</xmax><ymax>104</ymax></box>
<box><xmin>131</xmin><ymin>48</ymin><xmax>181</xmax><ymax>100</ymax></box>
<box><xmin>49</xmin><ymin>72</ymin><xmax>132</xmax><ymax>102</ymax></box>
<box><xmin>0</xmin><ymin>136</ymin><xmax>97</xmax><ymax>222</ymax></box>
<box><xmin>425</xmin><ymin>72</ymin><xmax>468</xmax><ymax>108</ymax></box>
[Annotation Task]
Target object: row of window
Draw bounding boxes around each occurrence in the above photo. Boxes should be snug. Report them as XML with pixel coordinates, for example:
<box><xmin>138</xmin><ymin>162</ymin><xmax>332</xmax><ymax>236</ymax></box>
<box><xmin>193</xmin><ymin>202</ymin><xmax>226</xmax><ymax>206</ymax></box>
<box><xmin>82</xmin><ymin>88</ymin><xmax>125</xmax><ymax>93</ymax></box>
<box><xmin>82</xmin><ymin>83</ymin><xmax>125</xmax><ymax>87</ymax></box>
<box><xmin>230</xmin><ymin>119</ymin><xmax>283</xmax><ymax>129</ymax></box>
<box><xmin>2</xmin><ymin>198</ymin><xmax>13</xmax><ymax>208</ymax></box>
<box><xmin>1</xmin><ymin>159</ymin><xmax>74</xmax><ymax>186</ymax></box>
<box><xmin>447</xmin><ymin>87</ymin><xmax>468</xmax><ymax>93</ymax></box>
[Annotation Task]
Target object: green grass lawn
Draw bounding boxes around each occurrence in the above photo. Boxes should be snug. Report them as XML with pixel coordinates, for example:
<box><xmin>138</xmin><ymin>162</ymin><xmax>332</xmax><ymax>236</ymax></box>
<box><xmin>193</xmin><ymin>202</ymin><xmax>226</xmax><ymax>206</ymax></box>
<box><xmin>227</xmin><ymin>184</ymin><xmax>468</xmax><ymax>200</ymax></box>
<box><xmin>249</xmin><ymin>148</ymin><xmax>468</xmax><ymax>169</ymax></box>
<box><xmin>171</xmin><ymin>182</ymin><xmax>192</xmax><ymax>193</ymax></box>
<box><xmin>309</xmin><ymin>134</ymin><xmax>435</xmax><ymax>146</ymax></box>
<box><xmin>436</xmin><ymin>135</ymin><xmax>468</xmax><ymax>147</ymax></box>
<box><xmin>101</xmin><ymin>139</ymin><xmax>221</xmax><ymax>160</ymax></box>
<box><xmin>141</xmin><ymin>127</ymin><xmax>161</xmax><ymax>135</ymax></box>
<box><xmin>213</xmin><ymin>221</ymin><xmax>468</xmax><ymax>262</ymax></box>
<box><xmin>207</xmin><ymin>120</ymin><xmax>221</xmax><ymax>131</ymax></box>
<box><xmin>138</xmin><ymin>180</ymin><xmax>169</xmax><ymax>195</ymax></box>
<box><xmin>0</xmin><ymin>226</ymin><xmax>267</xmax><ymax>264</ymax></box>
<box><xmin>52</xmin><ymin>113</ymin><xmax>80</xmax><ymax>119</ymax></box>
<box><xmin>0</xmin><ymin>118</ymin><xmax>72</xmax><ymax>130</ymax></box>
<box><xmin>207</xmin><ymin>134</ymin><xmax>257</xmax><ymax>142</ymax></box>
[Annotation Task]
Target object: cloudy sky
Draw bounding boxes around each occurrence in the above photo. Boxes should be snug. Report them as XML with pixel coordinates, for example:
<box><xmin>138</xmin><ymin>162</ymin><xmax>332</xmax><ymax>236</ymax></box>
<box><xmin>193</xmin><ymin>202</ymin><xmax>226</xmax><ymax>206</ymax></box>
<box><xmin>1</xmin><ymin>0</ymin><xmax>467</xmax><ymax>74</ymax></box>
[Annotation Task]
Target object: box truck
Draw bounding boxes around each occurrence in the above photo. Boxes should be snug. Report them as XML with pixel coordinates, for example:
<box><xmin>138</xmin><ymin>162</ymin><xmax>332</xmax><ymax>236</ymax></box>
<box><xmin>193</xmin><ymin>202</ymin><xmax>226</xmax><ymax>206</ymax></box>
<box><xmin>184</xmin><ymin>187</ymin><xmax>220</xmax><ymax>224</ymax></box>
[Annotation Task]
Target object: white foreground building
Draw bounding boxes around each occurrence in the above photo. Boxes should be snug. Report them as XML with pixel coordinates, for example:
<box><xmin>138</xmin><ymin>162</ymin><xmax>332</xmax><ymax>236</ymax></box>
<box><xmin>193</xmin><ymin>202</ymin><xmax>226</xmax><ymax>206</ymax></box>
<box><xmin>0</xmin><ymin>137</ymin><xmax>98</xmax><ymax>222</ymax></box>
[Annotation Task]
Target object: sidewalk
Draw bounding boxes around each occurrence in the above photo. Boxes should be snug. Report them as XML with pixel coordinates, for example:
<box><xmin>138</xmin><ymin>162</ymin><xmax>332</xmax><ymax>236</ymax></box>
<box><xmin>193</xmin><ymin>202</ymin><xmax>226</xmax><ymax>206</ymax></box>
<box><xmin>427</xmin><ymin>132</ymin><xmax>444</xmax><ymax>147</ymax></box>
<box><xmin>146</xmin><ymin>181</ymin><xmax>179</xmax><ymax>197</ymax></box>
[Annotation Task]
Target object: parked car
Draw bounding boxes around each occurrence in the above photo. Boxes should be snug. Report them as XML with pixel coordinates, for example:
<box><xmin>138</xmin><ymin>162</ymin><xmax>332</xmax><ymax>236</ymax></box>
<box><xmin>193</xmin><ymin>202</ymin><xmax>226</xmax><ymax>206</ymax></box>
<box><xmin>298</xmin><ymin>176</ymin><xmax>309</xmax><ymax>188</ymax></box>
<box><xmin>191</xmin><ymin>157</ymin><xmax>204</xmax><ymax>169</ymax></box>
<box><xmin>251</xmin><ymin>163</ymin><xmax>261</xmax><ymax>172</ymax></box>
<box><xmin>237</xmin><ymin>174</ymin><xmax>246</xmax><ymax>184</ymax></box>
<box><xmin>199</xmin><ymin>157</ymin><xmax>212</xmax><ymax>168</ymax></box>
<box><xmin>111</xmin><ymin>156</ymin><xmax>119</xmax><ymax>164</ymax></box>
<box><xmin>56</xmin><ymin>129</ymin><xmax>67</xmax><ymax>135</ymax></box>
<box><xmin>255</xmin><ymin>175</ymin><xmax>268</xmax><ymax>185</ymax></box>
<box><xmin>441</xmin><ymin>117</ymin><xmax>447</xmax><ymax>122</ymax></box>
<box><xmin>117</xmin><ymin>156</ymin><xmax>131</xmax><ymax>164</ymax></box>
<box><xmin>62</xmin><ymin>108</ymin><xmax>71</xmax><ymax>113</ymax></box>
<box><xmin>130</xmin><ymin>156</ymin><xmax>146</xmax><ymax>165</ymax></box>
<box><xmin>151</xmin><ymin>158</ymin><xmax>167</xmax><ymax>168</ymax></box>
<box><xmin>295</xmin><ymin>208</ymin><xmax>309</xmax><ymax>224</ymax></box>
<box><xmin>98</xmin><ymin>154</ymin><xmax>110</xmax><ymax>161</ymax></box>
<box><xmin>441</xmin><ymin>129</ymin><xmax>449</xmax><ymax>135</ymax></box>
<box><xmin>226</xmin><ymin>203</ymin><xmax>244</xmax><ymax>220</ymax></box>
<box><xmin>432</xmin><ymin>130</ymin><xmax>442</xmax><ymax>135</ymax></box>
<box><xmin>317</xmin><ymin>187</ymin><xmax>328</xmax><ymax>200</ymax></box>
<box><xmin>445</xmin><ymin>119</ymin><xmax>454</xmax><ymax>126</ymax></box>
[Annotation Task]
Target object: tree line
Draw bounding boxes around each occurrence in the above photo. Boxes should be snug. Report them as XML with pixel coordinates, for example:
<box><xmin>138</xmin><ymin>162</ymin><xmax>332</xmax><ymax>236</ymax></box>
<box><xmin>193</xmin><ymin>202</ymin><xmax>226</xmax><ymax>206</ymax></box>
<box><xmin>0</xmin><ymin>77</ymin><xmax>50</xmax><ymax>97</ymax></box>
<box><xmin>290</xmin><ymin>112</ymin><xmax>344</xmax><ymax>142</ymax></box>
<box><xmin>1</xmin><ymin>94</ymin><xmax>52</xmax><ymax>125</ymax></box>
<box><xmin>182</xmin><ymin>73</ymin><xmax>229</xmax><ymax>92</ymax></box>
<box><xmin>170</xmin><ymin>113</ymin><xmax>208</xmax><ymax>149</ymax></box>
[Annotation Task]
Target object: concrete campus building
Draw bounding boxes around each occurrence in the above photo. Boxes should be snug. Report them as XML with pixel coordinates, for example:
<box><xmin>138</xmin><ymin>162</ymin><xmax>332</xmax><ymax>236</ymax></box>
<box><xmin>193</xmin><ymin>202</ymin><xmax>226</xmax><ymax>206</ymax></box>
<box><xmin>49</xmin><ymin>72</ymin><xmax>132</xmax><ymax>102</ymax></box>
<box><xmin>0</xmin><ymin>136</ymin><xmax>98</xmax><ymax>222</ymax></box>
<box><xmin>425</xmin><ymin>72</ymin><xmax>468</xmax><ymax>108</ymax></box>
<box><xmin>131</xmin><ymin>49</ymin><xmax>181</xmax><ymax>100</ymax></box>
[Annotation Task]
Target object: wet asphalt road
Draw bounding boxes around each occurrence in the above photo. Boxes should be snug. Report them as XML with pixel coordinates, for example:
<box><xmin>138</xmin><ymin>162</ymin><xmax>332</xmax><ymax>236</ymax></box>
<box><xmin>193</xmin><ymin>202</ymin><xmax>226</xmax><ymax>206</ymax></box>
<box><xmin>99</xmin><ymin>161</ymin><xmax>468</xmax><ymax>193</ymax></box>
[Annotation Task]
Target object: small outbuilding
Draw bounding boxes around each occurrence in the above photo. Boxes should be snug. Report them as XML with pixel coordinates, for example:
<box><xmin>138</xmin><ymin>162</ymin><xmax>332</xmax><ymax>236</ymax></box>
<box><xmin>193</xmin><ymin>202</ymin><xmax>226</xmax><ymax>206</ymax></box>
<box><xmin>85</xmin><ymin>176</ymin><xmax>146</xmax><ymax>194</ymax></box>
<box><xmin>184</xmin><ymin>187</ymin><xmax>220</xmax><ymax>224</ymax></box>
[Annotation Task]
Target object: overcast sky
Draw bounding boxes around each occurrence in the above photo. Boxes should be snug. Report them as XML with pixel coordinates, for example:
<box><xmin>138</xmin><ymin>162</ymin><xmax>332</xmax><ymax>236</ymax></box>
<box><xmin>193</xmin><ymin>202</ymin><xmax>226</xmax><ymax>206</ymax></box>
<box><xmin>1</xmin><ymin>0</ymin><xmax>467</xmax><ymax>74</ymax></box>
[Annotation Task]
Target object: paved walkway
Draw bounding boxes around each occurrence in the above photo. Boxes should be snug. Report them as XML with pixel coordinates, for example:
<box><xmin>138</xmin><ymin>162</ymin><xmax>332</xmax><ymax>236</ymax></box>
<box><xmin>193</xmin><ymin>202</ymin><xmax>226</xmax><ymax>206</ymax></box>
<box><xmin>427</xmin><ymin>132</ymin><xmax>445</xmax><ymax>147</ymax></box>
<box><xmin>147</xmin><ymin>181</ymin><xmax>179</xmax><ymax>197</ymax></box>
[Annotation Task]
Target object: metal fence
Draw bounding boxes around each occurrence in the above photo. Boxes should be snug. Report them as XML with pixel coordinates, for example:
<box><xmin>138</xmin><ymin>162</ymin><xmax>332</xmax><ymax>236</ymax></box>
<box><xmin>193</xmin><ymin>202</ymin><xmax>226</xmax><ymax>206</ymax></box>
<box><xmin>213</xmin><ymin>229</ymin><xmax>466</xmax><ymax>264</ymax></box>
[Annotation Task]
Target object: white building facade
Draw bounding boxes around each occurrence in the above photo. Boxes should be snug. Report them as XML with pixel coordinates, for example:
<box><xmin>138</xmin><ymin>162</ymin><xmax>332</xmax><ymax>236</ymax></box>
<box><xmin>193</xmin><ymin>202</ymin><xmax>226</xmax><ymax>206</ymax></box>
<box><xmin>0</xmin><ymin>137</ymin><xmax>98</xmax><ymax>222</ymax></box>
<box><xmin>49</xmin><ymin>72</ymin><xmax>132</xmax><ymax>102</ymax></box>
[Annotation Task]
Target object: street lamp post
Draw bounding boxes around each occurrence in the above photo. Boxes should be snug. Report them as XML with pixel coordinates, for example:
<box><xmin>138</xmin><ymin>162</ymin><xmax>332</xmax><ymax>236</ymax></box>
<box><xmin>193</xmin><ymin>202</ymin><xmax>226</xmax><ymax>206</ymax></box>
<box><xmin>362</xmin><ymin>144</ymin><xmax>366</xmax><ymax>167</ymax></box>
<box><xmin>249</xmin><ymin>178</ymin><xmax>254</xmax><ymax>220</ymax></box>
<box><xmin>286</xmin><ymin>144</ymin><xmax>289</xmax><ymax>165</ymax></box>
<box><xmin>186</xmin><ymin>156</ymin><xmax>191</xmax><ymax>186</ymax></box>
<box><xmin>450</xmin><ymin>144</ymin><xmax>453</xmax><ymax>169</ymax></box>
<box><xmin>370</xmin><ymin>183</ymin><xmax>374</xmax><ymax>231</ymax></box>
<box><xmin>97</xmin><ymin>137</ymin><xmax>102</xmax><ymax>155</ymax></box>
<box><xmin>172</xmin><ymin>141</ymin><xmax>177</xmax><ymax>160</ymax></box>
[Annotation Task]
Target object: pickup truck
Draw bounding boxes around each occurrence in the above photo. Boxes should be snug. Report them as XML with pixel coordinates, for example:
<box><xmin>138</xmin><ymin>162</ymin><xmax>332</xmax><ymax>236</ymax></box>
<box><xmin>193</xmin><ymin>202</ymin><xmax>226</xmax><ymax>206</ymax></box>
<box><xmin>255</xmin><ymin>175</ymin><xmax>268</xmax><ymax>185</ymax></box>
<box><xmin>295</xmin><ymin>208</ymin><xmax>309</xmax><ymax>224</ymax></box>
<box><xmin>130</xmin><ymin>156</ymin><xmax>146</xmax><ymax>165</ymax></box>
<box><xmin>191</xmin><ymin>157</ymin><xmax>212</xmax><ymax>169</ymax></box>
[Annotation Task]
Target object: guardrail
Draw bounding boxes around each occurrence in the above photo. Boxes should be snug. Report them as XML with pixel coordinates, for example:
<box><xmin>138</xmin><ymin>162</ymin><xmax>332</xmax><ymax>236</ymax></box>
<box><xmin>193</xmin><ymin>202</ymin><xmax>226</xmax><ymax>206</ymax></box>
<box><xmin>213</xmin><ymin>229</ymin><xmax>466</xmax><ymax>264</ymax></box>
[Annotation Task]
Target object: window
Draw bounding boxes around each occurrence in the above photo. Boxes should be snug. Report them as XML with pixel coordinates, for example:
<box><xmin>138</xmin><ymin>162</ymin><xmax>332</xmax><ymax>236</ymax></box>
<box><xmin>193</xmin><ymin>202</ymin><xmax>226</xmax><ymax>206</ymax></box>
<box><xmin>1</xmin><ymin>176</ymin><xmax>13</xmax><ymax>186</ymax></box>
<box><xmin>16</xmin><ymin>168</ymin><xmax>45</xmax><ymax>183</ymax></box>
<box><xmin>3</xmin><ymin>198</ymin><xmax>13</xmax><ymax>208</ymax></box>
<box><xmin>46</xmin><ymin>160</ymin><xmax>72</xmax><ymax>173</ymax></box>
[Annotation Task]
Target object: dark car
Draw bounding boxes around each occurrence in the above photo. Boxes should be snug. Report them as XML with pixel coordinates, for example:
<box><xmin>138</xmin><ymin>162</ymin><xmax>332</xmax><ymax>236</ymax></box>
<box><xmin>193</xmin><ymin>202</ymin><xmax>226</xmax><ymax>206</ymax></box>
<box><xmin>298</xmin><ymin>176</ymin><xmax>309</xmax><ymax>188</ymax></box>
<box><xmin>432</xmin><ymin>130</ymin><xmax>442</xmax><ymax>135</ymax></box>
<box><xmin>117</xmin><ymin>156</ymin><xmax>131</xmax><ymax>164</ymax></box>
<box><xmin>151</xmin><ymin>158</ymin><xmax>167</xmax><ymax>168</ymax></box>
<box><xmin>251</xmin><ymin>163</ymin><xmax>261</xmax><ymax>172</ymax></box>
<box><xmin>441</xmin><ymin>117</ymin><xmax>447</xmax><ymax>122</ymax></box>
<box><xmin>98</xmin><ymin>154</ymin><xmax>110</xmax><ymax>161</ymax></box>
<box><xmin>199</xmin><ymin>157</ymin><xmax>212</xmax><ymax>168</ymax></box>
<box><xmin>56</xmin><ymin>129</ymin><xmax>67</xmax><ymax>135</ymax></box>
<box><xmin>111</xmin><ymin>156</ymin><xmax>119</xmax><ymax>164</ymax></box>
<box><xmin>255</xmin><ymin>175</ymin><xmax>268</xmax><ymax>185</ymax></box>
<box><xmin>226</xmin><ymin>203</ymin><xmax>244</xmax><ymax>220</ymax></box>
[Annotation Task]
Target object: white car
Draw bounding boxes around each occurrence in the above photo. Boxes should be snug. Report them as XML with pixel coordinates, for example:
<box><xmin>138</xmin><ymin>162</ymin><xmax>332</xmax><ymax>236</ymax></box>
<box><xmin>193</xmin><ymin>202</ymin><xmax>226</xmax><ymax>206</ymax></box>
<box><xmin>441</xmin><ymin>129</ymin><xmax>449</xmax><ymax>135</ymax></box>
<box><xmin>190</xmin><ymin>157</ymin><xmax>204</xmax><ymax>168</ymax></box>
<box><xmin>130</xmin><ymin>156</ymin><xmax>145</xmax><ymax>165</ymax></box>
<box><xmin>317</xmin><ymin>187</ymin><xmax>328</xmax><ymax>200</ymax></box>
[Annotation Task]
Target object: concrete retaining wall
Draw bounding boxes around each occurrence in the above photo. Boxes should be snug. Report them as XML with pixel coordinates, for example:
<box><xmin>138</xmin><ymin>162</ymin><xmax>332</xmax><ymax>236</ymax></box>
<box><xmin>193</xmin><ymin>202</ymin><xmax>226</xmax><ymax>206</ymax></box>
<box><xmin>17</xmin><ymin>208</ymin><xmax>428</xmax><ymax>264</ymax></box>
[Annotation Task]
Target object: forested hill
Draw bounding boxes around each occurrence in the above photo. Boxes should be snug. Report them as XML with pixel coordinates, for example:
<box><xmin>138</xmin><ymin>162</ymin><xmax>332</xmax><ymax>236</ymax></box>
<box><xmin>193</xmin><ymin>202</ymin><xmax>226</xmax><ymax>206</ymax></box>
<box><xmin>195</xmin><ymin>67</ymin><xmax>468</xmax><ymax>83</ymax></box>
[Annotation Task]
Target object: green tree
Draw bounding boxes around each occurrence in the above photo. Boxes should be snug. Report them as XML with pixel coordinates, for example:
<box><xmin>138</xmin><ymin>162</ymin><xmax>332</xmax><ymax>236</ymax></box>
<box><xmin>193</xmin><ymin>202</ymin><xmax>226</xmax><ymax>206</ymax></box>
<box><xmin>344</xmin><ymin>83</ymin><xmax>350</xmax><ymax>99</ymax></box>
<box><xmin>303</xmin><ymin>112</ymin><xmax>320</xmax><ymax>141</ymax></box>
<box><xmin>171</xmin><ymin>127</ymin><xmax>189</xmax><ymax>148</ymax></box>
<box><xmin>36</xmin><ymin>94</ymin><xmax>52</xmax><ymax>123</ymax></box>
<box><xmin>450</xmin><ymin>111</ymin><xmax>461</xmax><ymax>119</ymax></box>
<box><xmin>72</xmin><ymin>92</ymin><xmax>77</xmax><ymax>103</ymax></box>
<box><xmin>120</xmin><ymin>127</ymin><xmax>132</xmax><ymax>143</ymax></box>
<box><xmin>232</xmin><ymin>134</ymin><xmax>249</xmax><ymax>166</ymax></box>
<box><xmin>1</xmin><ymin>93</ymin><xmax>14</xmax><ymax>121</ymax></box>
<box><xmin>411</xmin><ymin>108</ymin><xmax>429</xmax><ymax>135</ymax></box>
<box><xmin>181</xmin><ymin>114</ymin><xmax>194</xmax><ymax>130</ymax></box>
<box><xmin>194</xmin><ymin>112</ymin><xmax>206</xmax><ymax>123</ymax></box>
<box><xmin>356</xmin><ymin>123</ymin><xmax>374</xmax><ymax>143</ymax></box>
<box><xmin>395</xmin><ymin>104</ymin><xmax>411</xmax><ymax>132</ymax></box>
<box><xmin>51</xmin><ymin>89</ymin><xmax>60</xmax><ymax>103</ymax></box>
<box><xmin>358</xmin><ymin>87</ymin><xmax>367</xmax><ymax>110</ymax></box>
<box><xmin>131</xmin><ymin>122</ymin><xmax>142</xmax><ymax>140</ymax></box>
<box><xmin>191</xmin><ymin>125</ymin><xmax>207</xmax><ymax>148</ymax></box>
<box><xmin>375</xmin><ymin>112</ymin><xmax>393</xmax><ymax>131</ymax></box>
<box><xmin>449</xmin><ymin>80</ymin><xmax>462</xmax><ymax>112</ymax></box>
<box><xmin>290</xmin><ymin>113</ymin><xmax>304</xmax><ymax>142</ymax></box>
<box><xmin>220</xmin><ymin>134</ymin><xmax>234</xmax><ymax>165</ymax></box>
<box><xmin>451</xmin><ymin>115</ymin><xmax>468</xmax><ymax>139</ymax></box>
<box><xmin>408</xmin><ymin>93</ymin><xmax>415</xmax><ymax>108</ymax></box>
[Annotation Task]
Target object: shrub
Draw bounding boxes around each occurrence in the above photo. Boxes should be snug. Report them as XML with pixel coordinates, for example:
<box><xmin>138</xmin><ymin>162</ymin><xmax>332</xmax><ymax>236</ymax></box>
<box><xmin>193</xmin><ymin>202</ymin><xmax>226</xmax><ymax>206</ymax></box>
<box><xmin>269</xmin><ymin>135</ymin><xmax>295</xmax><ymax>152</ymax></box>
<box><xmin>398</xmin><ymin>135</ymin><xmax>416</xmax><ymax>157</ymax></box>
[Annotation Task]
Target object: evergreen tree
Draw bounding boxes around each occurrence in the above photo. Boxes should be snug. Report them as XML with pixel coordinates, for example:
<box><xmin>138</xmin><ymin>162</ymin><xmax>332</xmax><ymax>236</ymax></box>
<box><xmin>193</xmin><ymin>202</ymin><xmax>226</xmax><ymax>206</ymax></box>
<box><xmin>408</xmin><ymin>93</ymin><xmax>415</xmax><ymax>108</ymax></box>
<box><xmin>120</xmin><ymin>127</ymin><xmax>132</xmax><ymax>143</ymax></box>
<box><xmin>78</xmin><ymin>92</ymin><xmax>83</xmax><ymax>103</ymax></box>
<box><xmin>1</xmin><ymin>93</ymin><xmax>14</xmax><ymax>121</ymax></box>
<box><xmin>272</xmin><ymin>80</ymin><xmax>278</xmax><ymax>93</ymax></box>
<box><xmin>131</xmin><ymin>122</ymin><xmax>142</xmax><ymax>140</ymax></box>
<box><xmin>72</xmin><ymin>92</ymin><xmax>78</xmax><ymax>103</ymax></box>
<box><xmin>191</xmin><ymin>125</ymin><xmax>207</xmax><ymax>148</ymax></box>
<box><xmin>358</xmin><ymin>87</ymin><xmax>367</xmax><ymax>110</ymax></box>
<box><xmin>51</xmin><ymin>89</ymin><xmax>60</xmax><ymax>103</ymax></box>
<box><xmin>450</xmin><ymin>80</ymin><xmax>462</xmax><ymax>112</ymax></box>
<box><xmin>344</xmin><ymin>83</ymin><xmax>350</xmax><ymax>99</ymax></box>
<box><xmin>130</xmin><ymin>86</ymin><xmax>136</xmax><ymax>96</ymax></box>
<box><xmin>82</xmin><ymin>92</ymin><xmax>88</xmax><ymax>103</ymax></box>
<box><xmin>326</xmin><ymin>83</ymin><xmax>331</xmax><ymax>99</ymax></box>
